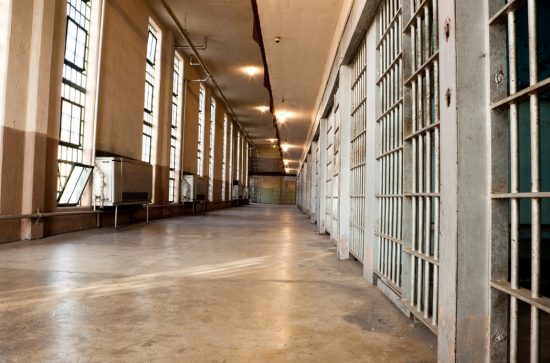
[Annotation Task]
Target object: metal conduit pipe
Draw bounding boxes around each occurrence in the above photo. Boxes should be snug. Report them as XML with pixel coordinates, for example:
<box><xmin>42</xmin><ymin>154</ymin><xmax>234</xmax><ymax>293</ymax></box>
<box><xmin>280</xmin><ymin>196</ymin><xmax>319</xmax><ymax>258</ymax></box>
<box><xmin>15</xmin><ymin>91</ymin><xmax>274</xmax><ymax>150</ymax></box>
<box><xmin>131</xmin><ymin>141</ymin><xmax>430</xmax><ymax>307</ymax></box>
<box><xmin>160</xmin><ymin>0</ymin><xmax>255</xmax><ymax>148</ymax></box>
<box><xmin>0</xmin><ymin>210</ymin><xmax>101</xmax><ymax>221</ymax></box>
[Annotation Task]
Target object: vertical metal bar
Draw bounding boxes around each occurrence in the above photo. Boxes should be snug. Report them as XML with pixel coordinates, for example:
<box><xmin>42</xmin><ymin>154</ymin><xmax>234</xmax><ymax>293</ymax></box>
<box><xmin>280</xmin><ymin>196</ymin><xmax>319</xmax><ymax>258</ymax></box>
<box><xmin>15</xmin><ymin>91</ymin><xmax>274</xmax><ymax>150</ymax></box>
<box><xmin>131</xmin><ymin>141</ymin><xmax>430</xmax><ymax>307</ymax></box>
<box><xmin>527</xmin><ymin>1</ymin><xmax>540</xmax><ymax>362</ymax></box>
<box><xmin>424</xmin><ymin>131</ymin><xmax>431</xmax><ymax>319</ymax></box>
<box><xmin>417</xmin><ymin>132</ymin><xmax>424</xmax><ymax>310</ymax></box>
<box><xmin>507</xmin><ymin>8</ymin><xmax>520</xmax><ymax>362</ymax></box>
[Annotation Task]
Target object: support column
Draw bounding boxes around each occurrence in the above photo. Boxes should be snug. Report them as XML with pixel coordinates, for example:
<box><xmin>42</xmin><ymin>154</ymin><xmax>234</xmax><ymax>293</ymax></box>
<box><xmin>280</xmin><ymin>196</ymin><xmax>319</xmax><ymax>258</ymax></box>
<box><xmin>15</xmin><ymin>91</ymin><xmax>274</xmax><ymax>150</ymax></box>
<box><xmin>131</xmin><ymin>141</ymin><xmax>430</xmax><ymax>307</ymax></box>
<box><xmin>20</xmin><ymin>0</ymin><xmax>57</xmax><ymax>240</ymax></box>
<box><xmin>438</xmin><ymin>0</ymin><xmax>491</xmax><ymax>361</ymax></box>
<box><xmin>363</xmin><ymin>22</ymin><xmax>378</xmax><ymax>282</ymax></box>
<box><xmin>337</xmin><ymin>65</ymin><xmax>352</xmax><ymax>260</ymax></box>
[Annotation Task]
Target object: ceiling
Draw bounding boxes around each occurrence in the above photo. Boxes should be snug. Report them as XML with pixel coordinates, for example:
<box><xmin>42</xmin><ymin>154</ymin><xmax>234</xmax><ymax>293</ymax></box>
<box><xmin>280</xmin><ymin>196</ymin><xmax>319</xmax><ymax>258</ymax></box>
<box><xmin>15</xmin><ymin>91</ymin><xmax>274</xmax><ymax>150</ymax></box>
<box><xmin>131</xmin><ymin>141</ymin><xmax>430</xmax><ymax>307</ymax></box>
<box><xmin>257</xmin><ymin>0</ymin><xmax>349</xmax><ymax>170</ymax></box>
<box><xmin>152</xmin><ymin>0</ymin><xmax>349</xmax><ymax>173</ymax></box>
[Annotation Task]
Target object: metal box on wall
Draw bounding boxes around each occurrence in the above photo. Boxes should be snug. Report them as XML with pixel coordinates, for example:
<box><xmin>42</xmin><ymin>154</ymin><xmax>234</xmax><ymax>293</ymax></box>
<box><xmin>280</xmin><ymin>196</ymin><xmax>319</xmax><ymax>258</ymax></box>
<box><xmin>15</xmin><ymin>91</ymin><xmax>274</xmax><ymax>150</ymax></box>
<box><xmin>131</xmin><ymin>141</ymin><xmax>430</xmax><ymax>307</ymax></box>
<box><xmin>181</xmin><ymin>175</ymin><xmax>208</xmax><ymax>202</ymax></box>
<box><xmin>93</xmin><ymin>157</ymin><xmax>153</xmax><ymax>207</ymax></box>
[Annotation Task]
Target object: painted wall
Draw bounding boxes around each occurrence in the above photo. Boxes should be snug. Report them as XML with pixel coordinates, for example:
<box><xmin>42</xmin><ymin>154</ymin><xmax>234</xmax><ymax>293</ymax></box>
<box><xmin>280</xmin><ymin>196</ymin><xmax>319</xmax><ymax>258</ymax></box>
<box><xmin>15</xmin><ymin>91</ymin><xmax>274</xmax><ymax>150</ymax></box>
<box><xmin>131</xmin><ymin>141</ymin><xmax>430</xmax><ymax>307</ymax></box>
<box><xmin>0</xmin><ymin>0</ymin><xmax>250</xmax><ymax>243</ymax></box>
<box><xmin>249</xmin><ymin>176</ymin><xmax>295</xmax><ymax>205</ymax></box>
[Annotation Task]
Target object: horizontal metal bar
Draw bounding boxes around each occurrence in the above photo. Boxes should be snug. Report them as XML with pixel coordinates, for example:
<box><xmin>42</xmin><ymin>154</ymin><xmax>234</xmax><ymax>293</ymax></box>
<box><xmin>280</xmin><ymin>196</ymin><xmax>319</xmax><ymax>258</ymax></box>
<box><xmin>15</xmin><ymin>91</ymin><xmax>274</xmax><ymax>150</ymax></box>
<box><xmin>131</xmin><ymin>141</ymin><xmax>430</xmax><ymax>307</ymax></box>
<box><xmin>350</xmin><ymin>130</ymin><xmax>367</xmax><ymax>143</ymax></box>
<box><xmin>350</xmin><ymin>222</ymin><xmax>365</xmax><ymax>231</ymax></box>
<box><xmin>351</xmin><ymin>97</ymin><xmax>367</xmax><ymax>115</ymax></box>
<box><xmin>377</xmin><ymin>145</ymin><xmax>404</xmax><ymax>160</ymax></box>
<box><xmin>350</xmin><ymin>162</ymin><xmax>367</xmax><ymax>170</ymax></box>
<box><xmin>376</xmin><ymin>7</ymin><xmax>403</xmax><ymax>49</ymax></box>
<box><xmin>405</xmin><ymin>192</ymin><xmax>440</xmax><ymax>197</ymax></box>
<box><xmin>376</xmin><ymin>51</ymin><xmax>403</xmax><ymax>85</ymax></box>
<box><xmin>404</xmin><ymin>51</ymin><xmax>439</xmax><ymax>86</ymax></box>
<box><xmin>488</xmin><ymin>0</ymin><xmax>527</xmax><ymax>25</ymax></box>
<box><xmin>376</xmin><ymin>97</ymin><xmax>403</xmax><ymax>122</ymax></box>
<box><xmin>375</xmin><ymin>231</ymin><xmax>405</xmax><ymax>246</ymax></box>
<box><xmin>404</xmin><ymin>247</ymin><xmax>439</xmax><ymax>265</ymax></box>
<box><xmin>351</xmin><ymin>67</ymin><xmax>367</xmax><ymax>89</ymax></box>
<box><xmin>492</xmin><ymin>192</ymin><xmax>550</xmax><ymax>199</ymax></box>
<box><xmin>375</xmin><ymin>194</ymin><xmax>402</xmax><ymax>198</ymax></box>
<box><xmin>491</xmin><ymin>77</ymin><xmax>550</xmax><ymax>110</ymax></box>
<box><xmin>403</xmin><ymin>0</ymin><xmax>431</xmax><ymax>33</ymax></box>
<box><xmin>404</xmin><ymin>300</ymin><xmax>438</xmax><ymax>334</ymax></box>
<box><xmin>374</xmin><ymin>270</ymin><xmax>403</xmax><ymax>294</ymax></box>
<box><xmin>404</xmin><ymin>121</ymin><xmax>440</xmax><ymax>142</ymax></box>
<box><xmin>349</xmin><ymin>251</ymin><xmax>363</xmax><ymax>262</ymax></box>
<box><xmin>491</xmin><ymin>281</ymin><xmax>550</xmax><ymax>314</ymax></box>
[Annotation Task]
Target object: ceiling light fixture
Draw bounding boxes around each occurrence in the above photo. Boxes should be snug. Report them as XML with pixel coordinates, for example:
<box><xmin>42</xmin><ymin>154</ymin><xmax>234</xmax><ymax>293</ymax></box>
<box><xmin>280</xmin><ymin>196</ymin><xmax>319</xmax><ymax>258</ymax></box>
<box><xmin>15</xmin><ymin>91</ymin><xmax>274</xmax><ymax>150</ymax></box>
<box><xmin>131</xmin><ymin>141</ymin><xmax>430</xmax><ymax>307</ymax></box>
<box><xmin>281</xmin><ymin>143</ymin><xmax>289</xmax><ymax>152</ymax></box>
<box><xmin>244</xmin><ymin>66</ymin><xmax>261</xmax><ymax>77</ymax></box>
<box><xmin>276</xmin><ymin>112</ymin><xmax>287</xmax><ymax>123</ymax></box>
<box><xmin>257</xmin><ymin>105</ymin><xmax>269</xmax><ymax>113</ymax></box>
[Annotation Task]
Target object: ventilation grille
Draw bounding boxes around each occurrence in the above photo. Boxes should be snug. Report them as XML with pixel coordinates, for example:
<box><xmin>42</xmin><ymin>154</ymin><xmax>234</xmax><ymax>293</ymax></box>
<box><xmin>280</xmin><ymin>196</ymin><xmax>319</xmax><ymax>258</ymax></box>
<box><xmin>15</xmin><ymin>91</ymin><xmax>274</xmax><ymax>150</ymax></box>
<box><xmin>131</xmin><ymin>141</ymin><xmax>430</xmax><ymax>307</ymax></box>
<box><xmin>122</xmin><ymin>192</ymin><xmax>149</xmax><ymax>202</ymax></box>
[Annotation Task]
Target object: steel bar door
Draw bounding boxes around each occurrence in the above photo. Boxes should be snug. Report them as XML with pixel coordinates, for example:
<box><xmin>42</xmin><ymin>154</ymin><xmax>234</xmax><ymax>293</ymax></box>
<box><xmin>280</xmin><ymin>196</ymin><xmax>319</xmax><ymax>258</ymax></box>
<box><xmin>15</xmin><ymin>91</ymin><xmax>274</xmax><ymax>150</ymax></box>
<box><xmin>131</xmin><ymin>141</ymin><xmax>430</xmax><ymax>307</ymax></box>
<box><xmin>325</xmin><ymin>113</ymin><xmax>335</xmax><ymax>235</ymax></box>
<box><xmin>489</xmin><ymin>0</ymin><xmax>550</xmax><ymax>361</ymax></box>
<box><xmin>332</xmin><ymin>106</ymin><xmax>341</xmax><ymax>239</ymax></box>
<box><xmin>403</xmin><ymin>0</ymin><xmax>440</xmax><ymax>331</ymax></box>
<box><xmin>350</xmin><ymin>35</ymin><xmax>368</xmax><ymax>262</ymax></box>
<box><xmin>376</xmin><ymin>0</ymin><xmax>404</xmax><ymax>292</ymax></box>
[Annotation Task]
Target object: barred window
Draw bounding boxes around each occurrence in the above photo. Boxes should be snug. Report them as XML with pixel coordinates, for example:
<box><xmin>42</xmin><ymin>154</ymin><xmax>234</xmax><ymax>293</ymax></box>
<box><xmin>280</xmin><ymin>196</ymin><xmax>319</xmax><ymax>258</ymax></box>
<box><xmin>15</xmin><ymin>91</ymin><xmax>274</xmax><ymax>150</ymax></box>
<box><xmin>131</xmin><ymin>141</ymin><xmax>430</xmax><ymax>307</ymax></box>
<box><xmin>197</xmin><ymin>85</ymin><xmax>206</xmax><ymax>176</ymax></box>
<box><xmin>57</xmin><ymin>0</ymin><xmax>94</xmax><ymax>206</ymax></box>
<box><xmin>169</xmin><ymin>55</ymin><xmax>183</xmax><ymax>202</ymax></box>
<box><xmin>208</xmin><ymin>99</ymin><xmax>216</xmax><ymax>201</ymax></box>
<box><xmin>142</xmin><ymin>23</ymin><xmax>160</xmax><ymax>164</ymax></box>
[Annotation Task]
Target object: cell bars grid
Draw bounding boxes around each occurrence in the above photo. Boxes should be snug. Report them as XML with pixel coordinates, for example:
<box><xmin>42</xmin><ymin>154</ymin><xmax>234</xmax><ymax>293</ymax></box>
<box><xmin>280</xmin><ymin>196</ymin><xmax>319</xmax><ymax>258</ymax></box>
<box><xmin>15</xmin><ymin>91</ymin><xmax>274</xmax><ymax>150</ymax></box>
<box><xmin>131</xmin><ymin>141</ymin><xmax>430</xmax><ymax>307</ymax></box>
<box><xmin>325</xmin><ymin>115</ymin><xmax>334</xmax><ymax>235</ymax></box>
<box><xmin>57</xmin><ymin>0</ymin><xmax>92</xmax><ymax>201</ymax></box>
<box><xmin>350</xmin><ymin>35</ymin><xmax>367</xmax><ymax>262</ymax></box>
<box><xmin>403</xmin><ymin>0</ymin><xmax>440</xmax><ymax>329</ymax></box>
<box><xmin>376</xmin><ymin>0</ymin><xmax>404</xmax><ymax>289</ymax></box>
<box><xmin>142</xmin><ymin>24</ymin><xmax>158</xmax><ymax>163</ymax></box>
<box><xmin>489</xmin><ymin>0</ymin><xmax>550</xmax><ymax>361</ymax></box>
<box><xmin>208</xmin><ymin>99</ymin><xmax>216</xmax><ymax>201</ymax></box>
<box><xmin>316</xmin><ymin>142</ymin><xmax>321</xmax><ymax>218</ymax></box>
<box><xmin>169</xmin><ymin>56</ymin><xmax>182</xmax><ymax>203</ymax></box>
<box><xmin>333</xmin><ymin>111</ymin><xmax>341</xmax><ymax>236</ymax></box>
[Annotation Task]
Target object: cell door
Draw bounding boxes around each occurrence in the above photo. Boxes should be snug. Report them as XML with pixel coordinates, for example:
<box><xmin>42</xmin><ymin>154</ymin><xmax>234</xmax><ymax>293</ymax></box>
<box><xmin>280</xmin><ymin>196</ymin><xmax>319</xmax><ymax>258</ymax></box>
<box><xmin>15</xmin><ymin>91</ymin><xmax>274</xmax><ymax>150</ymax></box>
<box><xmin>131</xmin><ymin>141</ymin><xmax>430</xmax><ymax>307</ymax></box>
<box><xmin>315</xmin><ymin>141</ymin><xmax>321</xmax><ymax>225</ymax></box>
<box><xmin>375</xmin><ymin>0</ymin><xmax>404</xmax><ymax>292</ymax></box>
<box><xmin>325</xmin><ymin>113</ymin><xmax>334</xmax><ymax>235</ymax></box>
<box><xmin>403</xmin><ymin>0</ymin><xmax>440</xmax><ymax>331</ymax></box>
<box><xmin>349</xmin><ymin>34</ymin><xmax>367</xmax><ymax>262</ymax></box>
<box><xmin>489</xmin><ymin>1</ymin><xmax>550</xmax><ymax>361</ymax></box>
<box><xmin>332</xmin><ymin>106</ymin><xmax>341</xmax><ymax>239</ymax></box>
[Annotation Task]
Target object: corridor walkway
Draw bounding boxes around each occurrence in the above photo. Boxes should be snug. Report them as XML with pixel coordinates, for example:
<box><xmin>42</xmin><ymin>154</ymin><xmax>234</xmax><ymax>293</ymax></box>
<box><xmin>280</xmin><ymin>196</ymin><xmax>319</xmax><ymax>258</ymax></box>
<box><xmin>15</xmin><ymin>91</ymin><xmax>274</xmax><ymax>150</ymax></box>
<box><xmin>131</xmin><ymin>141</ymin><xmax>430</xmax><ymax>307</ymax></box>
<box><xmin>0</xmin><ymin>205</ymin><xmax>436</xmax><ymax>362</ymax></box>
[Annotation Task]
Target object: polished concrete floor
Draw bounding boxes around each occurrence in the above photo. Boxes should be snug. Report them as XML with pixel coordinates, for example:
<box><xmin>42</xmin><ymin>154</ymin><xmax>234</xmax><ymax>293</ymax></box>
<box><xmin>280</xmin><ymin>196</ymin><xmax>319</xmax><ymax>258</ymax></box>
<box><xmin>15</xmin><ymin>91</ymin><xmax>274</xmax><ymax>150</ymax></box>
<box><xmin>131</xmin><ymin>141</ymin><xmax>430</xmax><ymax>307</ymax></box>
<box><xmin>0</xmin><ymin>205</ymin><xmax>436</xmax><ymax>362</ymax></box>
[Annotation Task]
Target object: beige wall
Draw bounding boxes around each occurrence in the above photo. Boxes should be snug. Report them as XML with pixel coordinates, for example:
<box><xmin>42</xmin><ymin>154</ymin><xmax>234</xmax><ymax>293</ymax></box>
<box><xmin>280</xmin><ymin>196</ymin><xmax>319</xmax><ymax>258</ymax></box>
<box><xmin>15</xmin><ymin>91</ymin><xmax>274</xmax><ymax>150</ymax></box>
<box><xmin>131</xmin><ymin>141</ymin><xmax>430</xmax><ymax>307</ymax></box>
<box><xmin>0</xmin><ymin>0</ymin><xmax>250</xmax><ymax>242</ymax></box>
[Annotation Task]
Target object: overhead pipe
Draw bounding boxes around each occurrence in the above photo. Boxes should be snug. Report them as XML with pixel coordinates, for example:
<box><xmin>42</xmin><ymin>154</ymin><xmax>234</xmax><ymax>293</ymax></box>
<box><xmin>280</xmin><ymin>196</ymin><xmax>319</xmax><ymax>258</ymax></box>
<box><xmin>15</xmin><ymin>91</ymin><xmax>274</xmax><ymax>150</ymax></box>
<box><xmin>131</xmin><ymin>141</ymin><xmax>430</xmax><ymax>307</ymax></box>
<box><xmin>160</xmin><ymin>0</ymin><xmax>255</xmax><ymax>148</ymax></box>
<box><xmin>175</xmin><ymin>37</ymin><xmax>208</xmax><ymax>50</ymax></box>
